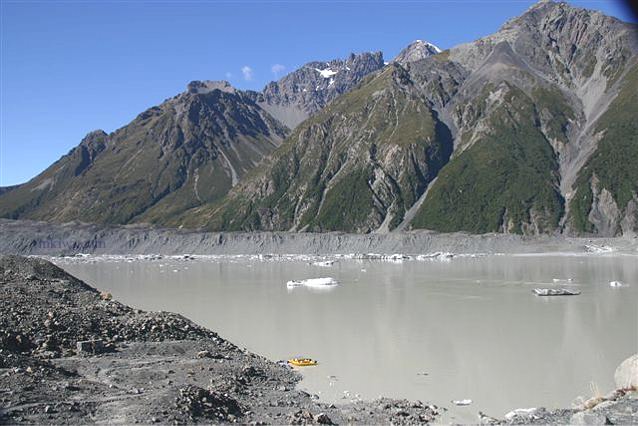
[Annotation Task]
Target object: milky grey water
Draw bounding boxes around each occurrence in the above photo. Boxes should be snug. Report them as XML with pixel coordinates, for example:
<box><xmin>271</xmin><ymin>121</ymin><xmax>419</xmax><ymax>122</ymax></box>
<box><xmin>58</xmin><ymin>254</ymin><xmax>638</xmax><ymax>422</ymax></box>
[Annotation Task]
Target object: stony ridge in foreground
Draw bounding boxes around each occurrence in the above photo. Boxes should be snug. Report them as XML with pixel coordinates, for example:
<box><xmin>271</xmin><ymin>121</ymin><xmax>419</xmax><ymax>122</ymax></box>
<box><xmin>0</xmin><ymin>255</ymin><xmax>440</xmax><ymax>424</ymax></box>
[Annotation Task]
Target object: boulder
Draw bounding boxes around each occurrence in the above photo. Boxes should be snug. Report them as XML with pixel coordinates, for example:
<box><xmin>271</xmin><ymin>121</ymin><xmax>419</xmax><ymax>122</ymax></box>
<box><xmin>76</xmin><ymin>339</ymin><xmax>105</xmax><ymax>355</ymax></box>
<box><xmin>315</xmin><ymin>412</ymin><xmax>333</xmax><ymax>424</ymax></box>
<box><xmin>614</xmin><ymin>354</ymin><xmax>638</xmax><ymax>389</ymax></box>
<box><xmin>570</xmin><ymin>411</ymin><xmax>610</xmax><ymax>425</ymax></box>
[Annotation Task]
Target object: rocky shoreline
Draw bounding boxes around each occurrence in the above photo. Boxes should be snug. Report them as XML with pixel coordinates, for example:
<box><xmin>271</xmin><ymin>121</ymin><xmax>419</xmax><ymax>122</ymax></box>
<box><xmin>1</xmin><ymin>255</ymin><xmax>636</xmax><ymax>424</ymax></box>
<box><xmin>1</xmin><ymin>219</ymin><xmax>637</xmax><ymax>257</ymax></box>
<box><xmin>0</xmin><ymin>255</ymin><xmax>441</xmax><ymax>424</ymax></box>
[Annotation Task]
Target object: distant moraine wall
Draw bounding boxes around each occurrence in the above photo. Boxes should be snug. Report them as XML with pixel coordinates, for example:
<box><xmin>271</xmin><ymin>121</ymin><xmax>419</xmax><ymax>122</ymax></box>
<box><xmin>1</xmin><ymin>219</ymin><xmax>636</xmax><ymax>256</ymax></box>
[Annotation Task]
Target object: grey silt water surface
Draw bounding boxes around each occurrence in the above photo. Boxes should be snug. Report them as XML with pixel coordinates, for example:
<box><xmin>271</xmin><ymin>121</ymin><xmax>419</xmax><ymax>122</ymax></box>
<box><xmin>57</xmin><ymin>254</ymin><xmax>638</xmax><ymax>423</ymax></box>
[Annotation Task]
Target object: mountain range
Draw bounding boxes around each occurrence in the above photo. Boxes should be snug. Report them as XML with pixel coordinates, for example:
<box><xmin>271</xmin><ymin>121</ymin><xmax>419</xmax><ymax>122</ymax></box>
<box><xmin>0</xmin><ymin>53</ymin><xmax>384</xmax><ymax>225</ymax></box>
<box><xmin>1</xmin><ymin>0</ymin><xmax>637</xmax><ymax>236</ymax></box>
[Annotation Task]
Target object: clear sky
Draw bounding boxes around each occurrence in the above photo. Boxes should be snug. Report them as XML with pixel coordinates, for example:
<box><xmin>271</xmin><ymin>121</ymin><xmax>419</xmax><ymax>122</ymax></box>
<box><xmin>1</xmin><ymin>0</ymin><xmax>635</xmax><ymax>186</ymax></box>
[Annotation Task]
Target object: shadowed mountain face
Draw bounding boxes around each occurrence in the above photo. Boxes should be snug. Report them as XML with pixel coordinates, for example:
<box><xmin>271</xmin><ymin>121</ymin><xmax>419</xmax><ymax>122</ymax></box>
<box><xmin>0</xmin><ymin>54</ymin><xmax>384</xmax><ymax>226</ymax></box>
<box><xmin>1</xmin><ymin>1</ymin><xmax>636</xmax><ymax>236</ymax></box>
<box><xmin>0</xmin><ymin>83</ymin><xmax>288</xmax><ymax>224</ymax></box>
<box><xmin>173</xmin><ymin>65</ymin><xmax>453</xmax><ymax>233</ymax></box>
<box><xmin>176</xmin><ymin>1</ymin><xmax>638</xmax><ymax>236</ymax></box>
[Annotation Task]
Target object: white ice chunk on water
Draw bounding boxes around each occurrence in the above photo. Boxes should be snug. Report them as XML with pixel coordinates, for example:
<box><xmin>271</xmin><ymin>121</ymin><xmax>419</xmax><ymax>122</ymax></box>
<box><xmin>342</xmin><ymin>253</ymin><xmax>410</xmax><ymax>261</ymax></box>
<box><xmin>312</xmin><ymin>260</ymin><xmax>334</xmax><ymax>267</ymax></box>
<box><xmin>585</xmin><ymin>244</ymin><xmax>614</xmax><ymax>253</ymax></box>
<box><xmin>386</xmin><ymin>253</ymin><xmax>408</xmax><ymax>262</ymax></box>
<box><xmin>504</xmin><ymin>408</ymin><xmax>538</xmax><ymax>420</ymax></box>
<box><xmin>287</xmin><ymin>277</ymin><xmax>338</xmax><ymax>288</ymax></box>
<box><xmin>533</xmin><ymin>288</ymin><xmax>580</xmax><ymax>296</ymax></box>
<box><xmin>416</xmin><ymin>252</ymin><xmax>454</xmax><ymax>261</ymax></box>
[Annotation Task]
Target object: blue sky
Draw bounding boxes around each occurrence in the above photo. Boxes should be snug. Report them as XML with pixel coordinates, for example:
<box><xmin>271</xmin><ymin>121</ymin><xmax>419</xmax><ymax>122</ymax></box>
<box><xmin>0</xmin><ymin>0</ymin><xmax>635</xmax><ymax>186</ymax></box>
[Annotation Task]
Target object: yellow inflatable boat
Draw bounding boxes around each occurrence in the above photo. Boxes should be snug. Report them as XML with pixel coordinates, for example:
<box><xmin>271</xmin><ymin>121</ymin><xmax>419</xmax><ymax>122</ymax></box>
<box><xmin>288</xmin><ymin>358</ymin><xmax>317</xmax><ymax>367</ymax></box>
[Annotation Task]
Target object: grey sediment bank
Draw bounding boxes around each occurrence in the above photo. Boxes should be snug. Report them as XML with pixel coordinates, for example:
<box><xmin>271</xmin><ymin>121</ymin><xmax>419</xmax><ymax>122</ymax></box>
<box><xmin>1</xmin><ymin>219</ymin><xmax>637</xmax><ymax>256</ymax></box>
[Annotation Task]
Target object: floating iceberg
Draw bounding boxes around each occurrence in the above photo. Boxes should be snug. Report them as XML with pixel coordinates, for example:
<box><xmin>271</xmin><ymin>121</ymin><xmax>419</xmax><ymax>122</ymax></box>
<box><xmin>585</xmin><ymin>244</ymin><xmax>614</xmax><ymax>253</ymax></box>
<box><xmin>341</xmin><ymin>253</ymin><xmax>410</xmax><ymax>261</ymax></box>
<box><xmin>533</xmin><ymin>288</ymin><xmax>581</xmax><ymax>296</ymax></box>
<box><xmin>312</xmin><ymin>260</ymin><xmax>335</xmax><ymax>267</ymax></box>
<box><xmin>385</xmin><ymin>254</ymin><xmax>409</xmax><ymax>263</ymax></box>
<box><xmin>286</xmin><ymin>277</ymin><xmax>338</xmax><ymax>289</ymax></box>
<box><xmin>416</xmin><ymin>252</ymin><xmax>454</xmax><ymax>261</ymax></box>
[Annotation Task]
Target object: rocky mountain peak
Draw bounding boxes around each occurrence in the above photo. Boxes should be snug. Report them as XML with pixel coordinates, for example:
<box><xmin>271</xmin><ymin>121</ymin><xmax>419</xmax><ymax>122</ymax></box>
<box><xmin>186</xmin><ymin>80</ymin><xmax>236</xmax><ymax>94</ymax></box>
<box><xmin>69</xmin><ymin>130</ymin><xmax>110</xmax><ymax>177</ymax></box>
<box><xmin>394</xmin><ymin>40</ymin><xmax>442</xmax><ymax>65</ymax></box>
<box><xmin>80</xmin><ymin>129</ymin><xmax>108</xmax><ymax>144</ymax></box>
<box><xmin>500</xmin><ymin>0</ymin><xmax>613</xmax><ymax>32</ymax></box>
<box><xmin>75</xmin><ymin>130</ymin><xmax>109</xmax><ymax>156</ymax></box>
<box><xmin>256</xmin><ymin>51</ymin><xmax>385</xmax><ymax>128</ymax></box>
<box><xmin>2</xmin><ymin>3</ymin><xmax>635</xmax><ymax>237</ymax></box>
<box><xmin>503</xmin><ymin>0</ymin><xmax>562</xmax><ymax>24</ymax></box>
<box><xmin>450</xmin><ymin>0</ymin><xmax>636</xmax><ymax>90</ymax></box>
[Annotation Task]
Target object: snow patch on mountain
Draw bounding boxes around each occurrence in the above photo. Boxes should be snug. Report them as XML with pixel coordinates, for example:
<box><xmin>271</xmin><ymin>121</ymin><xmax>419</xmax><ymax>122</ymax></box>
<box><xmin>415</xmin><ymin>39</ymin><xmax>442</xmax><ymax>53</ymax></box>
<box><xmin>393</xmin><ymin>39</ymin><xmax>442</xmax><ymax>65</ymax></box>
<box><xmin>314</xmin><ymin>68</ymin><xmax>338</xmax><ymax>78</ymax></box>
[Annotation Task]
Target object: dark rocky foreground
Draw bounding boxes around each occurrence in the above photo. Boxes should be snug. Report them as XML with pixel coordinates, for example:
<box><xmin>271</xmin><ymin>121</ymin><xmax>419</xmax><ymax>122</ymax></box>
<box><xmin>1</xmin><ymin>255</ymin><xmax>636</xmax><ymax>425</ymax></box>
<box><xmin>0</xmin><ymin>255</ymin><xmax>440</xmax><ymax>424</ymax></box>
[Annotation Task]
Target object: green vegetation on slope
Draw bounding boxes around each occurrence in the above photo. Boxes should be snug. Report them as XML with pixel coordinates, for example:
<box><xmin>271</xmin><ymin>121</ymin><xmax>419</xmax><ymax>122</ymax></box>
<box><xmin>532</xmin><ymin>86</ymin><xmax>575</xmax><ymax>144</ymax></box>
<box><xmin>0</xmin><ymin>90</ymin><xmax>285</xmax><ymax>225</ymax></box>
<box><xmin>570</xmin><ymin>65</ymin><xmax>638</xmax><ymax>233</ymax></box>
<box><xmin>0</xmin><ymin>130</ymin><xmax>109</xmax><ymax>220</ymax></box>
<box><xmin>311</xmin><ymin>168</ymin><xmax>376</xmax><ymax>231</ymax></box>
<box><xmin>411</xmin><ymin>84</ymin><xmax>564</xmax><ymax>234</ymax></box>
<box><xmin>199</xmin><ymin>65</ymin><xmax>453</xmax><ymax>233</ymax></box>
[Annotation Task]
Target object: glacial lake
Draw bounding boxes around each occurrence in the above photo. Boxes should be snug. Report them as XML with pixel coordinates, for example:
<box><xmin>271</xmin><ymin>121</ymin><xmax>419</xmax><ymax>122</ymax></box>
<box><xmin>58</xmin><ymin>254</ymin><xmax>638</xmax><ymax>423</ymax></box>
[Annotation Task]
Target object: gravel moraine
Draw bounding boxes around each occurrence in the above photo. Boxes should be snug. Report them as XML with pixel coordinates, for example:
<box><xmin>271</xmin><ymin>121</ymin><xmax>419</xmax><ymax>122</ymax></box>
<box><xmin>2</xmin><ymin>218</ymin><xmax>638</xmax><ymax>257</ymax></box>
